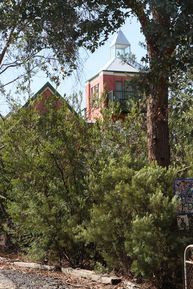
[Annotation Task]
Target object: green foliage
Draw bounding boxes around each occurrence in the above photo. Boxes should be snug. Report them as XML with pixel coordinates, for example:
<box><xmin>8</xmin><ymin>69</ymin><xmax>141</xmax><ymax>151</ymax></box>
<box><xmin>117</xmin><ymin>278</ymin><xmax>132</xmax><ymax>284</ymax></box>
<box><xmin>78</xmin><ymin>0</ymin><xmax>193</xmax><ymax>167</ymax></box>
<box><xmin>91</xmin><ymin>103</ymin><xmax>147</xmax><ymax>166</ymax></box>
<box><xmin>2</xmin><ymin>0</ymin><xmax>193</xmax><ymax>87</ymax></box>
<box><xmin>1</xmin><ymin>92</ymin><xmax>193</xmax><ymax>288</ymax></box>
<box><xmin>1</xmin><ymin>1</ymin><xmax>193</xmax><ymax>287</ymax></box>
<box><xmin>169</xmin><ymin>78</ymin><xmax>193</xmax><ymax>166</ymax></box>
<box><xmin>0</xmin><ymin>96</ymin><xmax>90</xmax><ymax>265</ymax></box>
<box><xmin>78</xmin><ymin>0</ymin><xmax>193</xmax><ymax>73</ymax></box>
<box><xmin>83</xmin><ymin>158</ymin><xmax>187</xmax><ymax>288</ymax></box>
<box><xmin>94</xmin><ymin>261</ymin><xmax>109</xmax><ymax>274</ymax></box>
<box><xmin>0</xmin><ymin>118</ymin><xmax>9</xmax><ymax>235</ymax></box>
<box><xmin>0</xmin><ymin>0</ymin><xmax>94</xmax><ymax>89</ymax></box>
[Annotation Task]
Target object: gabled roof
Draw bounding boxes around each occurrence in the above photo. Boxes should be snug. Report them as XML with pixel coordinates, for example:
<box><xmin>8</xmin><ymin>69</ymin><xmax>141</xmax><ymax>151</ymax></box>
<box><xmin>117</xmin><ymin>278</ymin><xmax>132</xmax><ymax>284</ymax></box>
<box><xmin>101</xmin><ymin>57</ymin><xmax>139</xmax><ymax>73</ymax></box>
<box><xmin>110</xmin><ymin>29</ymin><xmax>130</xmax><ymax>48</ymax></box>
<box><xmin>32</xmin><ymin>82</ymin><xmax>60</xmax><ymax>99</ymax></box>
<box><xmin>24</xmin><ymin>82</ymin><xmax>76</xmax><ymax>114</ymax></box>
<box><xmin>24</xmin><ymin>82</ymin><xmax>61</xmax><ymax>107</ymax></box>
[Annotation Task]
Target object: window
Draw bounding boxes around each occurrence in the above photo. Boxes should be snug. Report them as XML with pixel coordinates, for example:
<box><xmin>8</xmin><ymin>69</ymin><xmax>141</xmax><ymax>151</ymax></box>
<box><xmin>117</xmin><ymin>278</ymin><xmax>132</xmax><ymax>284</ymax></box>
<box><xmin>115</xmin><ymin>81</ymin><xmax>123</xmax><ymax>100</ymax></box>
<box><xmin>116</xmin><ymin>48</ymin><xmax>125</xmax><ymax>58</ymax></box>
<box><xmin>124</xmin><ymin>80</ymin><xmax>135</xmax><ymax>98</ymax></box>
<box><xmin>90</xmin><ymin>84</ymin><xmax>99</xmax><ymax>107</ymax></box>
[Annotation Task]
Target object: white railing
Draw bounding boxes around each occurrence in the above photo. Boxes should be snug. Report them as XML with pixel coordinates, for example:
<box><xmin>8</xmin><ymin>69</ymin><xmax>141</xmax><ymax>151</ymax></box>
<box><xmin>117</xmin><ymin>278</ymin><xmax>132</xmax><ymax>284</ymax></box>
<box><xmin>184</xmin><ymin>245</ymin><xmax>193</xmax><ymax>289</ymax></box>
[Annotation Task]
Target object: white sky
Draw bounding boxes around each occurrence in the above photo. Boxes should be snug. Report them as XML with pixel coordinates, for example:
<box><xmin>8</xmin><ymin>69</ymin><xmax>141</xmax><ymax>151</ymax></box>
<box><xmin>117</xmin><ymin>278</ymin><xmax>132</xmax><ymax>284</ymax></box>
<box><xmin>0</xmin><ymin>17</ymin><xmax>146</xmax><ymax>115</ymax></box>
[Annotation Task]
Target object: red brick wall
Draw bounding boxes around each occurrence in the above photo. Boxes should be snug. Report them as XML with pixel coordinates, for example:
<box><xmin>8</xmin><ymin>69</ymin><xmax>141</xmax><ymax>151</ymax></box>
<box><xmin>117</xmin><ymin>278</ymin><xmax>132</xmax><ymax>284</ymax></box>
<box><xmin>86</xmin><ymin>72</ymin><xmax>132</xmax><ymax>121</ymax></box>
<box><xmin>33</xmin><ymin>88</ymin><xmax>62</xmax><ymax>114</ymax></box>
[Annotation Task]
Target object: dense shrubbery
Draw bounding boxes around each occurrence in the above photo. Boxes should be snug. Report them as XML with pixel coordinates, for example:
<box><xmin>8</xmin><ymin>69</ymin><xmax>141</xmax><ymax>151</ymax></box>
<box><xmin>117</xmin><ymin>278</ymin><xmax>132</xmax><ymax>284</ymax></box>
<box><xmin>0</xmin><ymin>99</ymin><xmax>91</xmax><ymax>266</ymax></box>
<box><xmin>84</xmin><ymin>160</ymin><xmax>185</xmax><ymax>288</ymax></box>
<box><xmin>0</xmin><ymin>93</ymin><xmax>193</xmax><ymax>288</ymax></box>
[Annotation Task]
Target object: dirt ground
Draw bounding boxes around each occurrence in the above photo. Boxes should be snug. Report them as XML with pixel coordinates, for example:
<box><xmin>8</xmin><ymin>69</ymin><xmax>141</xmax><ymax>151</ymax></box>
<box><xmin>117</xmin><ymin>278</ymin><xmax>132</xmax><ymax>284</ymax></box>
<box><xmin>0</xmin><ymin>253</ymin><xmax>157</xmax><ymax>289</ymax></box>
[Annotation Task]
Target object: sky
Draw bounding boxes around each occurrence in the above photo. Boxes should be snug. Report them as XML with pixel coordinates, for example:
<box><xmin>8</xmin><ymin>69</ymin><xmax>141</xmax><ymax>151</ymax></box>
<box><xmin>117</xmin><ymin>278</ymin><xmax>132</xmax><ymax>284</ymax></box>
<box><xmin>0</xmin><ymin>17</ymin><xmax>146</xmax><ymax>115</ymax></box>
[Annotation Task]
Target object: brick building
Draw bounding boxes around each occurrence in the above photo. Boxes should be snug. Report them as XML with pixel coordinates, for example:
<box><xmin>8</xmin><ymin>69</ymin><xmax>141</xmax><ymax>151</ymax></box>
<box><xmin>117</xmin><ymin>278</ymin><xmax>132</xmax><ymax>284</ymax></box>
<box><xmin>85</xmin><ymin>30</ymin><xmax>140</xmax><ymax>122</ymax></box>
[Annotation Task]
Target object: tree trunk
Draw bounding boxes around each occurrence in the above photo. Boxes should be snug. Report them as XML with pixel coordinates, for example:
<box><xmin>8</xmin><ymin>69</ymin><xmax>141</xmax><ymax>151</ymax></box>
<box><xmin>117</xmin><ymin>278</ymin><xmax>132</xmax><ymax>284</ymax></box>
<box><xmin>147</xmin><ymin>74</ymin><xmax>170</xmax><ymax>167</ymax></box>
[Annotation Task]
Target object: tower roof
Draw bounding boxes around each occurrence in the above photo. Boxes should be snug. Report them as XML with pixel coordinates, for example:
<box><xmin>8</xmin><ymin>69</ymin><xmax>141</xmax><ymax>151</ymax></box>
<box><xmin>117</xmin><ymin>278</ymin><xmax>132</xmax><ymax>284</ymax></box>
<box><xmin>110</xmin><ymin>29</ymin><xmax>130</xmax><ymax>48</ymax></box>
<box><xmin>101</xmin><ymin>57</ymin><xmax>139</xmax><ymax>73</ymax></box>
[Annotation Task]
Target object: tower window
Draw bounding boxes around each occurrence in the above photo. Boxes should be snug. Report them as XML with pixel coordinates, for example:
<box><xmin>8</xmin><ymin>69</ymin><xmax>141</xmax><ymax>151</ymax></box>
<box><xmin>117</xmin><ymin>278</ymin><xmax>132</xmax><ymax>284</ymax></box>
<box><xmin>90</xmin><ymin>84</ymin><xmax>99</xmax><ymax>107</ymax></box>
<box><xmin>115</xmin><ymin>81</ymin><xmax>124</xmax><ymax>100</ymax></box>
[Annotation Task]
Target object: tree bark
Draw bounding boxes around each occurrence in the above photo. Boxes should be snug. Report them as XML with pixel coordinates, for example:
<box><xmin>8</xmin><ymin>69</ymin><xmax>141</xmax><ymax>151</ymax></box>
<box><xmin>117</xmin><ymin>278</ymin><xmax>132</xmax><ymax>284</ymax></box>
<box><xmin>147</xmin><ymin>73</ymin><xmax>170</xmax><ymax>167</ymax></box>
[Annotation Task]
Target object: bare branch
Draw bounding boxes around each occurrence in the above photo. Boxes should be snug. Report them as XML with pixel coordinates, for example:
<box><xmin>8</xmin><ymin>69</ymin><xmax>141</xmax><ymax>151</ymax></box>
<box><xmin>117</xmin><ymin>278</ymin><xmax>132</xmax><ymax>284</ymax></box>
<box><xmin>0</xmin><ymin>26</ymin><xmax>16</xmax><ymax>65</ymax></box>
<box><xmin>0</xmin><ymin>74</ymin><xmax>25</xmax><ymax>89</ymax></box>
<box><xmin>0</xmin><ymin>62</ymin><xmax>23</xmax><ymax>75</ymax></box>
<box><xmin>0</xmin><ymin>58</ymin><xmax>47</xmax><ymax>88</ymax></box>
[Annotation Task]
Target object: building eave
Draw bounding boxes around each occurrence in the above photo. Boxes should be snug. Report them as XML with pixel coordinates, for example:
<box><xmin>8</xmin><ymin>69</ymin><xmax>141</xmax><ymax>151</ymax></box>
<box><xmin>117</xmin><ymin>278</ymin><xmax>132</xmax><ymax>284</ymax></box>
<box><xmin>86</xmin><ymin>73</ymin><xmax>100</xmax><ymax>83</ymax></box>
<box><xmin>102</xmin><ymin>70</ymin><xmax>139</xmax><ymax>74</ymax></box>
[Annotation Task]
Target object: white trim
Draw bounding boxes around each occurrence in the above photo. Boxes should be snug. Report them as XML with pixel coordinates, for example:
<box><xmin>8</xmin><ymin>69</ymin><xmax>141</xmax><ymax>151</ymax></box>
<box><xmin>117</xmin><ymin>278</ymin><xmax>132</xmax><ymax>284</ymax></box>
<box><xmin>41</xmin><ymin>87</ymin><xmax>54</xmax><ymax>95</ymax></box>
<box><xmin>101</xmin><ymin>71</ymin><xmax>136</xmax><ymax>77</ymax></box>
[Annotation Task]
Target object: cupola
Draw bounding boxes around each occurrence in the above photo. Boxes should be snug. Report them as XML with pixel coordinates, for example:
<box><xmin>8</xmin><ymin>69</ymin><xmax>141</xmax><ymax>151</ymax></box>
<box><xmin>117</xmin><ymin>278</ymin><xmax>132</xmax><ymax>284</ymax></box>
<box><xmin>110</xmin><ymin>29</ymin><xmax>131</xmax><ymax>58</ymax></box>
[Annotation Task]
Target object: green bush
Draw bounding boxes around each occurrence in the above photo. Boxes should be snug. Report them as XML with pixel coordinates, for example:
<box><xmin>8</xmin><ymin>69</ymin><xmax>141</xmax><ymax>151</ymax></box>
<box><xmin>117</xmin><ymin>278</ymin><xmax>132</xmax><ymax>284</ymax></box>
<box><xmin>1</xmin><ymin>96</ymin><xmax>192</xmax><ymax>288</ymax></box>
<box><xmin>1</xmin><ymin>98</ymin><xmax>91</xmax><ymax>266</ymax></box>
<box><xmin>83</xmin><ymin>157</ymin><xmax>187</xmax><ymax>288</ymax></box>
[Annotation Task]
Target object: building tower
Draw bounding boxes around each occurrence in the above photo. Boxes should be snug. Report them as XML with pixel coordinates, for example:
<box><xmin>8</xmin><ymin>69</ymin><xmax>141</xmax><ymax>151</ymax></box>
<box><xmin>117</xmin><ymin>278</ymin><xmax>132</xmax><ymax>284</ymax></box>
<box><xmin>85</xmin><ymin>30</ymin><xmax>139</xmax><ymax>122</ymax></box>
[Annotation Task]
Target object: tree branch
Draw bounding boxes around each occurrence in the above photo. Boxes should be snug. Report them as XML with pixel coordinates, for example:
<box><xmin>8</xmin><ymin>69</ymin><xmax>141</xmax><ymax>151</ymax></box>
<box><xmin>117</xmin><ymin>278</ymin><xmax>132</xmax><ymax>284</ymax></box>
<box><xmin>0</xmin><ymin>62</ymin><xmax>23</xmax><ymax>75</ymax></box>
<box><xmin>50</xmin><ymin>152</ymin><xmax>71</xmax><ymax>196</ymax></box>
<box><xmin>0</xmin><ymin>27</ymin><xmax>16</xmax><ymax>65</ymax></box>
<box><xmin>0</xmin><ymin>74</ymin><xmax>24</xmax><ymax>89</ymax></box>
<box><xmin>124</xmin><ymin>0</ymin><xmax>149</xmax><ymax>37</ymax></box>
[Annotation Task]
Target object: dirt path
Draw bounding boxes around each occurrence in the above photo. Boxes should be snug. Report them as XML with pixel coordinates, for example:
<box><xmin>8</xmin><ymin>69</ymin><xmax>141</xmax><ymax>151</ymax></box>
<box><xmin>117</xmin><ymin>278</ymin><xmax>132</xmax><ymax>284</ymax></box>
<box><xmin>0</xmin><ymin>272</ymin><xmax>16</xmax><ymax>289</ymax></box>
<box><xmin>0</xmin><ymin>255</ymin><xmax>155</xmax><ymax>289</ymax></box>
<box><xmin>0</xmin><ymin>269</ymin><xmax>72</xmax><ymax>289</ymax></box>
<box><xmin>0</xmin><ymin>257</ymin><xmax>121</xmax><ymax>289</ymax></box>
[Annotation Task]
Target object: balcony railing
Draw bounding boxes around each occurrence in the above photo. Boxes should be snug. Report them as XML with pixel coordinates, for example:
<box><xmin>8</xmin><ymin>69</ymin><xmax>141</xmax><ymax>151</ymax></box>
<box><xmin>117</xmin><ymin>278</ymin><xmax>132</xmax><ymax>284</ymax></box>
<box><xmin>108</xmin><ymin>90</ymin><xmax>135</xmax><ymax>113</ymax></box>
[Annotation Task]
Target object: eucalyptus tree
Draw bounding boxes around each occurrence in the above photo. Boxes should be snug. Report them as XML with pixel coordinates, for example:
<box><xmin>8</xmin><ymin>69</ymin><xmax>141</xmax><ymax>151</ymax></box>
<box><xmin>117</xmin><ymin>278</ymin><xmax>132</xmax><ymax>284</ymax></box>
<box><xmin>78</xmin><ymin>0</ymin><xmax>193</xmax><ymax>167</ymax></box>
<box><xmin>0</xmin><ymin>0</ymin><xmax>81</xmax><ymax>90</ymax></box>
